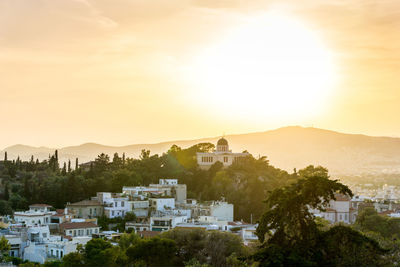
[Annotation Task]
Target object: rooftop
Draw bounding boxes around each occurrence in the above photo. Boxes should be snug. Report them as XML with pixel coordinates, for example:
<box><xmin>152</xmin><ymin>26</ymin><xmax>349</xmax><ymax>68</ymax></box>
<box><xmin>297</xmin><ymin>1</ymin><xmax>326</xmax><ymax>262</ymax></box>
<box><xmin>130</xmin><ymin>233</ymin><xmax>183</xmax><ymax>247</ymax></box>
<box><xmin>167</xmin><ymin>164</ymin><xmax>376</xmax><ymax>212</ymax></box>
<box><xmin>60</xmin><ymin>222</ymin><xmax>98</xmax><ymax>230</ymax></box>
<box><xmin>29</xmin><ymin>204</ymin><xmax>52</xmax><ymax>207</ymax></box>
<box><xmin>67</xmin><ymin>200</ymin><xmax>102</xmax><ymax>206</ymax></box>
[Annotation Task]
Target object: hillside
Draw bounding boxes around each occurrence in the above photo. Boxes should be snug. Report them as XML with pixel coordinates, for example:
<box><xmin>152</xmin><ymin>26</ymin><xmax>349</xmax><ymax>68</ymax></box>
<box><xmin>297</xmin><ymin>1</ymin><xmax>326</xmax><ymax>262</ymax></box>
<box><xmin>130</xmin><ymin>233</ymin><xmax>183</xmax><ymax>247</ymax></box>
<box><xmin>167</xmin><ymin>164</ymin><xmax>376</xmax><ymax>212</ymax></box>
<box><xmin>2</xmin><ymin>126</ymin><xmax>400</xmax><ymax>175</ymax></box>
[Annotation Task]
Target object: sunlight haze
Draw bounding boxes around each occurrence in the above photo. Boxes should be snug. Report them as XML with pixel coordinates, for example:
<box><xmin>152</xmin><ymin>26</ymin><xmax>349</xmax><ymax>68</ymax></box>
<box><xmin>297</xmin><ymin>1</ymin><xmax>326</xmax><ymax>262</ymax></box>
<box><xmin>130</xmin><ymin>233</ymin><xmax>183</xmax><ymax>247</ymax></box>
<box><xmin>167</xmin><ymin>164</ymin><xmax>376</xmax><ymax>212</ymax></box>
<box><xmin>1</xmin><ymin>0</ymin><xmax>400</xmax><ymax>148</ymax></box>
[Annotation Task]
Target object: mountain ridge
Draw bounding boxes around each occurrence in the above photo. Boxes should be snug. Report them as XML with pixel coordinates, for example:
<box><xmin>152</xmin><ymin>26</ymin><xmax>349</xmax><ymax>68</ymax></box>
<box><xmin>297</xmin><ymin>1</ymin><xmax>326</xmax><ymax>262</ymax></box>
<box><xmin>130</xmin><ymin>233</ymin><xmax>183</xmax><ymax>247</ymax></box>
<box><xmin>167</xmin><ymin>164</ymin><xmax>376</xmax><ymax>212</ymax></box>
<box><xmin>2</xmin><ymin>126</ymin><xmax>400</xmax><ymax>176</ymax></box>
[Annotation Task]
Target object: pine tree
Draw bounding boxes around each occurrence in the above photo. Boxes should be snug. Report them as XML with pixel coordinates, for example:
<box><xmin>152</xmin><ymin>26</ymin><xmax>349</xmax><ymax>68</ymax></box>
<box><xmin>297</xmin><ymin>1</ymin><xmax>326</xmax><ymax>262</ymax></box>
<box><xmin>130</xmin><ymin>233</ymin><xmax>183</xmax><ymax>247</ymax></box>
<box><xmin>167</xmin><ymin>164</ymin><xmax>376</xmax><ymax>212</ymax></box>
<box><xmin>75</xmin><ymin>158</ymin><xmax>79</xmax><ymax>170</ymax></box>
<box><xmin>30</xmin><ymin>155</ymin><xmax>34</xmax><ymax>163</ymax></box>
<box><xmin>68</xmin><ymin>159</ymin><xmax>71</xmax><ymax>173</ymax></box>
<box><xmin>122</xmin><ymin>152</ymin><xmax>126</xmax><ymax>165</ymax></box>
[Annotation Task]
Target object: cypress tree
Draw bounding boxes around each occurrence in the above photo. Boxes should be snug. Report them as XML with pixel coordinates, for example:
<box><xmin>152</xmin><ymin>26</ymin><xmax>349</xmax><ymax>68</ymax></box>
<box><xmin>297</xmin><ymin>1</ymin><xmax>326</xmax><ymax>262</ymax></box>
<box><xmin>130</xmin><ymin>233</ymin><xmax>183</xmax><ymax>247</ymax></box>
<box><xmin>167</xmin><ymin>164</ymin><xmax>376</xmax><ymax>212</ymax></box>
<box><xmin>68</xmin><ymin>159</ymin><xmax>71</xmax><ymax>173</ymax></box>
<box><xmin>75</xmin><ymin>158</ymin><xmax>79</xmax><ymax>170</ymax></box>
<box><xmin>122</xmin><ymin>152</ymin><xmax>126</xmax><ymax>165</ymax></box>
<box><xmin>4</xmin><ymin>151</ymin><xmax>7</xmax><ymax>162</ymax></box>
<box><xmin>62</xmin><ymin>162</ymin><xmax>67</xmax><ymax>175</ymax></box>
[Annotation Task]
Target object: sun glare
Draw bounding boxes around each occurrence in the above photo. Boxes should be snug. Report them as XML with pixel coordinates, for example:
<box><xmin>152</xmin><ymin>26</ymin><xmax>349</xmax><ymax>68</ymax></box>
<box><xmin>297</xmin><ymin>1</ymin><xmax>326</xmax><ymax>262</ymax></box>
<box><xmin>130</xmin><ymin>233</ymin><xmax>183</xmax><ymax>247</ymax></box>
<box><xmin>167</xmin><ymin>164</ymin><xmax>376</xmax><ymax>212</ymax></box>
<box><xmin>188</xmin><ymin>12</ymin><xmax>337</xmax><ymax>121</ymax></box>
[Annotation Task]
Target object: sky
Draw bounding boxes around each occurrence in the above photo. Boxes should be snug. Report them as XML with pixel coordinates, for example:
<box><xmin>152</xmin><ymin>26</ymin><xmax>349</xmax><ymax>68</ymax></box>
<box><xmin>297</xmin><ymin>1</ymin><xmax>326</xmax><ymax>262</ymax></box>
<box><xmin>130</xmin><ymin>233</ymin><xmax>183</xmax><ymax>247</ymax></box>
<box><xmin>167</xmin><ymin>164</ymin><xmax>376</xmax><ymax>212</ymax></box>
<box><xmin>1</xmin><ymin>0</ymin><xmax>400</xmax><ymax>148</ymax></box>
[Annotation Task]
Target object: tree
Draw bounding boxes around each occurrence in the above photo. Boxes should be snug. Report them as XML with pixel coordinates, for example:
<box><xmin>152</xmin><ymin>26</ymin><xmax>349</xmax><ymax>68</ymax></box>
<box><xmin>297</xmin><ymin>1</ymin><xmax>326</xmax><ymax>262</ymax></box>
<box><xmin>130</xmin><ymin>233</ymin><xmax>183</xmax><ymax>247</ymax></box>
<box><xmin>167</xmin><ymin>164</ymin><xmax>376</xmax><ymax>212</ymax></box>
<box><xmin>320</xmin><ymin>225</ymin><xmax>388</xmax><ymax>266</ymax></box>
<box><xmin>139</xmin><ymin>149</ymin><xmax>151</xmax><ymax>160</ymax></box>
<box><xmin>253</xmin><ymin>165</ymin><xmax>388</xmax><ymax>266</ymax></box>
<box><xmin>162</xmin><ymin>228</ymin><xmax>208</xmax><ymax>263</ymax></box>
<box><xmin>75</xmin><ymin>158</ymin><xmax>79</xmax><ymax>170</ymax></box>
<box><xmin>94</xmin><ymin>154</ymin><xmax>110</xmax><ymax>173</ymax></box>
<box><xmin>3</xmin><ymin>183</ymin><xmax>9</xmax><ymax>201</ymax></box>
<box><xmin>126</xmin><ymin>237</ymin><xmax>178</xmax><ymax>266</ymax></box>
<box><xmin>62</xmin><ymin>162</ymin><xmax>67</xmax><ymax>175</ymax></box>
<box><xmin>0</xmin><ymin>236</ymin><xmax>11</xmax><ymax>261</ymax></box>
<box><xmin>68</xmin><ymin>160</ymin><xmax>71</xmax><ymax>173</ymax></box>
<box><xmin>112</xmin><ymin>153</ymin><xmax>122</xmax><ymax>169</ymax></box>
<box><xmin>61</xmin><ymin>252</ymin><xmax>84</xmax><ymax>267</ymax></box>
<box><xmin>4</xmin><ymin>151</ymin><xmax>7</xmax><ymax>162</ymax></box>
<box><xmin>118</xmin><ymin>232</ymin><xmax>139</xmax><ymax>250</ymax></box>
<box><xmin>162</xmin><ymin>228</ymin><xmax>246</xmax><ymax>266</ymax></box>
<box><xmin>256</xmin><ymin>166</ymin><xmax>352</xmax><ymax>244</ymax></box>
<box><xmin>84</xmin><ymin>238</ymin><xmax>120</xmax><ymax>267</ymax></box>
<box><xmin>0</xmin><ymin>200</ymin><xmax>12</xmax><ymax>215</ymax></box>
<box><xmin>124</xmin><ymin>212</ymin><xmax>137</xmax><ymax>222</ymax></box>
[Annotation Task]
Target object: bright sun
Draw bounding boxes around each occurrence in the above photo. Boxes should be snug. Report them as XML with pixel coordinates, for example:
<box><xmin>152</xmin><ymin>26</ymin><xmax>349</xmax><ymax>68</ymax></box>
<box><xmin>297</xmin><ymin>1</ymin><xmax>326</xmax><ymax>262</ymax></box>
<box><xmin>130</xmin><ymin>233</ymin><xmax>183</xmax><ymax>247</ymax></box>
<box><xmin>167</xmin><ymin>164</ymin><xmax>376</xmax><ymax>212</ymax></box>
<box><xmin>187</xmin><ymin>12</ymin><xmax>337</xmax><ymax>122</ymax></box>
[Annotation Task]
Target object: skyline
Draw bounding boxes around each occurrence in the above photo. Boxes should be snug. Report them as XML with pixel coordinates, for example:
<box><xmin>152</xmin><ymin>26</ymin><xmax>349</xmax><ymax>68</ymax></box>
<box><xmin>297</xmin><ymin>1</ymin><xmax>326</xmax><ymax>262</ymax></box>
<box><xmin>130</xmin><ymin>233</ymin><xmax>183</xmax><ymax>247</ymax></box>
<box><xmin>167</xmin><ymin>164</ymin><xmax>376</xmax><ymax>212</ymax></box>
<box><xmin>1</xmin><ymin>0</ymin><xmax>400</xmax><ymax>148</ymax></box>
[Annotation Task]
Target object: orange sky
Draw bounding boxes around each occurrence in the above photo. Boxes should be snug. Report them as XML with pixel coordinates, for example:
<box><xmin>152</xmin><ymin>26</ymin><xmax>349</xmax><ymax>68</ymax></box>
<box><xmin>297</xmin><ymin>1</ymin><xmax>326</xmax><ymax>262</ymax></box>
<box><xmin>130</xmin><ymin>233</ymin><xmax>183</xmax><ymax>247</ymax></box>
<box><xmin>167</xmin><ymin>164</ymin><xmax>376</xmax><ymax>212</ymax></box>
<box><xmin>1</xmin><ymin>0</ymin><xmax>400</xmax><ymax>148</ymax></box>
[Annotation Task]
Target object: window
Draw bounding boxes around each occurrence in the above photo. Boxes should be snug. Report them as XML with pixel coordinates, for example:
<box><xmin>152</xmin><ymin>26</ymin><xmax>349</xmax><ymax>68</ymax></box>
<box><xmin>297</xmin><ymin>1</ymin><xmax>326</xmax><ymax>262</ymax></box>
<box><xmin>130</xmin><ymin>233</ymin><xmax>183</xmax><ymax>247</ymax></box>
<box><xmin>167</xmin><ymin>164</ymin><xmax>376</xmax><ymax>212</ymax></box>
<box><xmin>223</xmin><ymin>157</ymin><xmax>228</xmax><ymax>163</ymax></box>
<box><xmin>339</xmin><ymin>214</ymin><xmax>342</xmax><ymax>220</ymax></box>
<box><xmin>43</xmin><ymin>233</ymin><xmax>47</xmax><ymax>238</ymax></box>
<box><xmin>201</xmin><ymin>156</ymin><xmax>214</xmax><ymax>163</ymax></box>
<box><xmin>112</xmin><ymin>211</ymin><xmax>115</xmax><ymax>216</ymax></box>
<box><xmin>114</xmin><ymin>202</ymin><xmax>118</xmax><ymax>207</ymax></box>
<box><xmin>121</xmin><ymin>201</ymin><xmax>125</xmax><ymax>207</ymax></box>
<box><xmin>90</xmin><ymin>208</ymin><xmax>92</xmax><ymax>215</ymax></box>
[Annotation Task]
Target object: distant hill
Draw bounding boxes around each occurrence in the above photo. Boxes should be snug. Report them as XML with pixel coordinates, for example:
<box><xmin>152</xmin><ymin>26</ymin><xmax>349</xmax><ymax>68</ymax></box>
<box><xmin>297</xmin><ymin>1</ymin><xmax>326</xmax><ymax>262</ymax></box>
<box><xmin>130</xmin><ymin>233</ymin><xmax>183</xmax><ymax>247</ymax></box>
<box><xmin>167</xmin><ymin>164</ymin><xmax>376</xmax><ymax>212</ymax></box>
<box><xmin>2</xmin><ymin>126</ymin><xmax>400</xmax><ymax>175</ymax></box>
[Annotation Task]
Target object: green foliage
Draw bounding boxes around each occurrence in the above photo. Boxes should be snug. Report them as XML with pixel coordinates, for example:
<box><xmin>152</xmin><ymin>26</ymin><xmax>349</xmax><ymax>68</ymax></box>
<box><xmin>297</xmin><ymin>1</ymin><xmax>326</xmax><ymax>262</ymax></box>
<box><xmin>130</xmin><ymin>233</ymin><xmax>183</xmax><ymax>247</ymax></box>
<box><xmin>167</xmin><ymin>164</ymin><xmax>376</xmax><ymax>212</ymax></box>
<box><xmin>355</xmin><ymin>207</ymin><xmax>400</xmax><ymax>239</ymax></box>
<box><xmin>0</xmin><ymin>143</ymin><xmax>296</xmax><ymax>224</ymax></box>
<box><xmin>253</xmin><ymin>166</ymin><xmax>388</xmax><ymax>266</ymax></box>
<box><xmin>84</xmin><ymin>238</ymin><xmax>121</xmax><ymax>267</ymax></box>
<box><xmin>256</xmin><ymin>166</ymin><xmax>352</xmax><ymax>244</ymax></box>
<box><xmin>3</xmin><ymin>183</ymin><xmax>9</xmax><ymax>201</ymax></box>
<box><xmin>320</xmin><ymin>225</ymin><xmax>388</xmax><ymax>266</ymax></box>
<box><xmin>60</xmin><ymin>252</ymin><xmax>84</xmax><ymax>267</ymax></box>
<box><xmin>162</xmin><ymin>228</ymin><xmax>247</xmax><ymax>267</ymax></box>
<box><xmin>126</xmin><ymin>237</ymin><xmax>178</xmax><ymax>266</ymax></box>
<box><xmin>119</xmin><ymin>232</ymin><xmax>140</xmax><ymax>250</ymax></box>
<box><xmin>97</xmin><ymin>212</ymin><xmax>136</xmax><ymax>232</ymax></box>
<box><xmin>0</xmin><ymin>200</ymin><xmax>12</xmax><ymax>215</ymax></box>
<box><xmin>0</xmin><ymin>236</ymin><xmax>11</xmax><ymax>261</ymax></box>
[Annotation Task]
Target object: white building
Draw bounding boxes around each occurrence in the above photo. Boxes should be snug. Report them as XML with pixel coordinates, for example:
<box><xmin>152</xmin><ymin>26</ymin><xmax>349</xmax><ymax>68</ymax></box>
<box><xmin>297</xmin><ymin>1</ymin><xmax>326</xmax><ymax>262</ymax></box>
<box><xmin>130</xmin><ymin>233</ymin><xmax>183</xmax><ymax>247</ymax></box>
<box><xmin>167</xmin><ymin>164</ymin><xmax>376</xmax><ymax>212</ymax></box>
<box><xmin>129</xmin><ymin>200</ymin><xmax>150</xmax><ymax>218</ymax></box>
<box><xmin>14</xmin><ymin>204</ymin><xmax>55</xmax><ymax>226</ymax></box>
<box><xmin>149</xmin><ymin>179</ymin><xmax>187</xmax><ymax>204</ymax></box>
<box><xmin>23</xmin><ymin>236</ymin><xmax>91</xmax><ymax>264</ymax></box>
<box><xmin>209</xmin><ymin>201</ymin><xmax>234</xmax><ymax>222</ymax></box>
<box><xmin>149</xmin><ymin>198</ymin><xmax>175</xmax><ymax>212</ymax></box>
<box><xmin>4</xmin><ymin>234</ymin><xmax>24</xmax><ymax>258</ymax></box>
<box><xmin>196</xmin><ymin>138</ymin><xmax>249</xmax><ymax>169</ymax></box>
<box><xmin>313</xmin><ymin>194</ymin><xmax>358</xmax><ymax>224</ymax></box>
<box><xmin>123</xmin><ymin>179</ymin><xmax>187</xmax><ymax>204</ymax></box>
<box><xmin>60</xmin><ymin>222</ymin><xmax>100</xmax><ymax>237</ymax></box>
<box><xmin>96</xmin><ymin>192</ymin><xmax>130</xmax><ymax>218</ymax></box>
<box><xmin>150</xmin><ymin>215</ymin><xmax>187</xmax><ymax>231</ymax></box>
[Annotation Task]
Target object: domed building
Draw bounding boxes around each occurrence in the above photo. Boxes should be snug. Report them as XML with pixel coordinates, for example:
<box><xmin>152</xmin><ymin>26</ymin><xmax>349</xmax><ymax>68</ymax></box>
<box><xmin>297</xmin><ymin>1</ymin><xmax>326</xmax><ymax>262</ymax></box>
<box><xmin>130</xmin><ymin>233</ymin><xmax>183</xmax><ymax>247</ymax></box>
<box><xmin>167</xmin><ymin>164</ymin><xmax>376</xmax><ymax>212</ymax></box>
<box><xmin>196</xmin><ymin>137</ymin><xmax>249</xmax><ymax>169</ymax></box>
